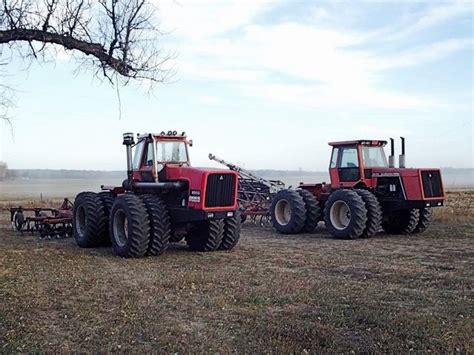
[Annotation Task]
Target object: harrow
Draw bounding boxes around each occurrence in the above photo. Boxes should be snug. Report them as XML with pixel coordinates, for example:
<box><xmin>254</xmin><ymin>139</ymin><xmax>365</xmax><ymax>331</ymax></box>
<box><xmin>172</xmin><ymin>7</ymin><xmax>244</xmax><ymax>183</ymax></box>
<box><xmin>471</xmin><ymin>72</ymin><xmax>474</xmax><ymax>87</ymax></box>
<box><xmin>9</xmin><ymin>198</ymin><xmax>74</xmax><ymax>239</ymax></box>
<box><xmin>209</xmin><ymin>154</ymin><xmax>285</xmax><ymax>226</ymax></box>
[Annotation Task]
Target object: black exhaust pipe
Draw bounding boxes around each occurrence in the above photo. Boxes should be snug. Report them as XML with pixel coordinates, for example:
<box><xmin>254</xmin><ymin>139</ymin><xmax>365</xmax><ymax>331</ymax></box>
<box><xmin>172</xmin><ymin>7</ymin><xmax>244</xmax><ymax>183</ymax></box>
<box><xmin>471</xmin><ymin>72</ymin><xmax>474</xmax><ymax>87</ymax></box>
<box><xmin>389</xmin><ymin>137</ymin><xmax>395</xmax><ymax>168</ymax></box>
<box><xmin>399</xmin><ymin>136</ymin><xmax>406</xmax><ymax>168</ymax></box>
<box><xmin>122</xmin><ymin>133</ymin><xmax>135</xmax><ymax>186</ymax></box>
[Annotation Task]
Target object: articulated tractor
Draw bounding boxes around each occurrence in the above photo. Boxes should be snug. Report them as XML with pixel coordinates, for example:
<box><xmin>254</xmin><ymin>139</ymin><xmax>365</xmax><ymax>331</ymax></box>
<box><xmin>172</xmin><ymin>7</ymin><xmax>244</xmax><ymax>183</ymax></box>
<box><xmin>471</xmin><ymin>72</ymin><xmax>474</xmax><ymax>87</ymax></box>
<box><xmin>72</xmin><ymin>132</ymin><xmax>240</xmax><ymax>257</ymax></box>
<box><xmin>271</xmin><ymin>138</ymin><xmax>446</xmax><ymax>238</ymax></box>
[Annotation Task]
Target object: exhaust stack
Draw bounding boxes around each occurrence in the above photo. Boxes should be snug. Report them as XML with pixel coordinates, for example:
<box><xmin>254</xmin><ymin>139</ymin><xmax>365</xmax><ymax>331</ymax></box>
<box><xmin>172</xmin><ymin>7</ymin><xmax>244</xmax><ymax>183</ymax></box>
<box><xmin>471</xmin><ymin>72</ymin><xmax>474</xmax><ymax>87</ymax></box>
<box><xmin>399</xmin><ymin>136</ymin><xmax>406</xmax><ymax>168</ymax></box>
<box><xmin>389</xmin><ymin>138</ymin><xmax>395</xmax><ymax>168</ymax></box>
<box><xmin>123</xmin><ymin>132</ymin><xmax>135</xmax><ymax>185</ymax></box>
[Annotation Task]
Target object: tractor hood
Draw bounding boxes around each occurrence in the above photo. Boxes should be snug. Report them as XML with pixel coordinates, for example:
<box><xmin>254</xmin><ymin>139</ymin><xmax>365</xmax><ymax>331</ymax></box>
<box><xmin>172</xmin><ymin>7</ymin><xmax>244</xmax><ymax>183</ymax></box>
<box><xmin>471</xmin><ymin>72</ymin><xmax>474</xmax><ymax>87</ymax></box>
<box><xmin>369</xmin><ymin>167</ymin><xmax>445</xmax><ymax>201</ymax></box>
<box><xmin>165</xmin><ymin>165</ymin><xmax>236</xmax><ymax>181</ymax></box>
<box><xmin>165</xmin><ymin>165</ymin><xmax>239</xmax><ymax>211</ymax></box>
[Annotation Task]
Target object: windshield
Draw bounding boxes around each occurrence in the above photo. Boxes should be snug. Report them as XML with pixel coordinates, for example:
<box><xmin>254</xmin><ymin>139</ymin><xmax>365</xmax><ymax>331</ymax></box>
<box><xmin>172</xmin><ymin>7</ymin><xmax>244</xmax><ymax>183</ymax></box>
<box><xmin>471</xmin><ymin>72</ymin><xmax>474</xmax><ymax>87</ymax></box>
<box><xmin>362</xmin><ymin>146</ymin><xmax>388</xmax><ymax>168</ymax></box>
<box><xmin>156</xmin><ymin>141</ymin><xmax>188</xmax><ymax>163</ymax></box>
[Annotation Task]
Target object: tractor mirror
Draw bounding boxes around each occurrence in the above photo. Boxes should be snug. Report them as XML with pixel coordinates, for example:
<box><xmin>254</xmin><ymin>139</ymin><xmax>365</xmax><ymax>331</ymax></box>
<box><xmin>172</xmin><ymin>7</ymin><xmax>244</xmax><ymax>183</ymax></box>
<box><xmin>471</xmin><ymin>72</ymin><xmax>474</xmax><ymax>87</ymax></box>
<box><xmin>188</xmin><ymin>140</ymin><xmax>193</xmax><ymax>147</ymax></box>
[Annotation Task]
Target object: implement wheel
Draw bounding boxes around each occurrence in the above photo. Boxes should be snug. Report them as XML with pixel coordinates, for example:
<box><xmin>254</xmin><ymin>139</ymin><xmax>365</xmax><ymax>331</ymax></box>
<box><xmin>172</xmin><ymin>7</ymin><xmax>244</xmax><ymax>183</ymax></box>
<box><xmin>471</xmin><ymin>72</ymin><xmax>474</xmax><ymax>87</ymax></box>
<box><xmin>14</xmin><ymin>212</ymin><xmax>25</xmax><ymax>231</ymax></box>
<box><xmin>271</xmin><ymin>189</ymin><xmax>307</xmax><ymax>234</ymax></box>
<box><xmin>324</xmin><ymin>189</ymin><xmax>367</xmax><ymax>239</ymax></box>
<box><xmin>73</xmin><ymin>192</ymin><xmax>108</xmax><ymax>247</ymax></box>
<box><xmin>110</xmin><ymin>194</ymin><xmax>150</xmax><ymax>258</ymax></box>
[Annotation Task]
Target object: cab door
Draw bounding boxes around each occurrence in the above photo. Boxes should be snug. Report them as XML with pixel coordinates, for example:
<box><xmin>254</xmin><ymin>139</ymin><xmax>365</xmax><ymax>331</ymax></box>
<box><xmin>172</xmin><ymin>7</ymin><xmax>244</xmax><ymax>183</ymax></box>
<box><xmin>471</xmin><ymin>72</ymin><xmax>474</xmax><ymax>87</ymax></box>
<box><xmin>329</xmin><ymin>145</ymin><xmax>361</xmax><ymax>187</ymax></box>
<box><xmin>140</xmin><ymin>141</ymin><xmax>156</xmax><ymax>182</ymax></box>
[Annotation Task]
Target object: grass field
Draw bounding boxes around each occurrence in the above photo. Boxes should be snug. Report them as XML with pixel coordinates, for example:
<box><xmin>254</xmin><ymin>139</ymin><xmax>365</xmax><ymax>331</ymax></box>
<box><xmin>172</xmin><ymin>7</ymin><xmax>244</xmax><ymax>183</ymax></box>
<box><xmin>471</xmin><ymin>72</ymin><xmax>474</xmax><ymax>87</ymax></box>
<box><xmin>1</xmin><ymin>192</ymin><xmax>473</xmax><ymax>352</ymax></box>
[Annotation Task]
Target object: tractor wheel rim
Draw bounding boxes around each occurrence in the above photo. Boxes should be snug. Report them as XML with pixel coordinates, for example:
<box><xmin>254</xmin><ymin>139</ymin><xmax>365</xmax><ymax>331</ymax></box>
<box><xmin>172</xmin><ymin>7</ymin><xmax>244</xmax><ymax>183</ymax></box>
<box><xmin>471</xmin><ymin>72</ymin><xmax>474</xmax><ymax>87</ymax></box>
<box><xmin>330</xmin><ymin>200</ymin><xmax>351</xmax><ymax>230</ymax></box>
<box><xmin>274</xmin><ymin>199</ymin><xmax>291</xmax><ymax>226</ymax></box>
<box><xmin>113</xmin><ymin>210</ymin><xmax>129</xmax><ymax>247</ymax></box>
<box><xmin>75</xmin><ymin>206</ymin><xmax>87</xmax><ymax>237</ymax></box>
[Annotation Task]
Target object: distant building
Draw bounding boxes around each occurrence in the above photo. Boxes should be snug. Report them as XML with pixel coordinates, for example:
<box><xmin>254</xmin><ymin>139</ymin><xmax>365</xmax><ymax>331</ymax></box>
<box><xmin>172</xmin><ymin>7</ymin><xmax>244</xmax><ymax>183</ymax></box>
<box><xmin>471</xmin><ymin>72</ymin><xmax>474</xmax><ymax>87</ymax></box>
<box><xmin>0</xmin><ymin>161</ymin><xmax>7</xmax><ymax>180</ymax></box>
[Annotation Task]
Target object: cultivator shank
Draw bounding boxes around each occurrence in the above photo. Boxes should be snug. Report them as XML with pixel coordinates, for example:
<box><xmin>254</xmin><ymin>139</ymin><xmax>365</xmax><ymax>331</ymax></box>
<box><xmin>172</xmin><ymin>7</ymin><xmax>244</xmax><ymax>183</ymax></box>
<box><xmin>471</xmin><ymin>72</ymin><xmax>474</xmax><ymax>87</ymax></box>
<box><xmin>9</xmin><ymin>198</ymin><xmax>74</xmax><ymax>239</ymax></box>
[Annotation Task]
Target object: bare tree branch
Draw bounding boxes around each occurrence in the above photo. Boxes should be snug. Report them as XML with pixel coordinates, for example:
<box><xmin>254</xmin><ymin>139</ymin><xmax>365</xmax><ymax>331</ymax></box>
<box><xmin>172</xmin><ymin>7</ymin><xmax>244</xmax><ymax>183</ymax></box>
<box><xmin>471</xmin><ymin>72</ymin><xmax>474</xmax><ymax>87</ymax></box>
<box><xmin>0</xmin><ymin>0</ymin><xmax>175</xmax><ymax>121</ymax></box>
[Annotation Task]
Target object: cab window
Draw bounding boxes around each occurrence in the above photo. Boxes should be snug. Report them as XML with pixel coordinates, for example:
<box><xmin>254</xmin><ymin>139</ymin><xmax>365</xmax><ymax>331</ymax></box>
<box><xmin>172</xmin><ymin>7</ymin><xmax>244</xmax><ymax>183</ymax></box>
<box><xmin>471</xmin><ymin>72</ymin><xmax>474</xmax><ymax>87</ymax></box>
<box><xmin>339</xmin><ymin>147</ymin><xmax>359</xmax><ymax>168</ymax></box>
<box><xmin>145</xmin><ymin>142</ymin><xmax>155</xmax><ymax>166</ymax></box>
<box><xmin>330</xmin><ymin>148</ymin><xmax>339</xmax><ymax>168</ymax></box>
<box><xmin>132</xmin><ymin>140</ymin><xmax>145</xmax><ymax>169</ymax></box>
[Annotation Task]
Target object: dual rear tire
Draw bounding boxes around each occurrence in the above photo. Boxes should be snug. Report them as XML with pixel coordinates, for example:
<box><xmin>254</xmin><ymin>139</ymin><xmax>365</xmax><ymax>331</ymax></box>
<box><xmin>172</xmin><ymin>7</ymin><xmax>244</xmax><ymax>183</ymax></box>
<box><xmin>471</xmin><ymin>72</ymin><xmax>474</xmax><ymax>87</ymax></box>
<box><xmin>270</xmin><ymin>189</ymin><xmax>321</xmax><ymax>234</ymax></box>
<box><xmin>323</xmin><ymin>189</ymin><xmax>383</xmax><ymax>239</ymax></box>
<box><xmin>324</xmin><ymin>189</ymin><xmax>369</xmax><ymax>239</ymax></box>
<box><xmin>272</xmin><ymin>188</ymin><xmax>383</xmax><ymax>239</ymax></box>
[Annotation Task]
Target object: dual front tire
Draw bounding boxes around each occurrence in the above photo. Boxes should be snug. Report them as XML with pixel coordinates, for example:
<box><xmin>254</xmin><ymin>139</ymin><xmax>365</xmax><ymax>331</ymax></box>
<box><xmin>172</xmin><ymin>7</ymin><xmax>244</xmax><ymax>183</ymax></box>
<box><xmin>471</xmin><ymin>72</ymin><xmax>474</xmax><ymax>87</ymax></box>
<box><xmin>186</xmin><ymin>211</ymin><xmax>241</xmax><ymax>252</ymax></box>
<box><xmin>382</xmin><ymin>207</ymin><xmax>432</xmax><ymax>235</ymax></box>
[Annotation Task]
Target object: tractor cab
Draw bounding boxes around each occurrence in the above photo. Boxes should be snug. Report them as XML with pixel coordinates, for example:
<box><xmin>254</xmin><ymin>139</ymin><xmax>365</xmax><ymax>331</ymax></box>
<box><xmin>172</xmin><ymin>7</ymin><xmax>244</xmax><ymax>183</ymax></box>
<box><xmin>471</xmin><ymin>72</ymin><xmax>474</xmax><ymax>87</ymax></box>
<box><xmin>128</xmin><ymin>131</ymin><xmax>192</xmax><ymax>183</ymax></box>
<box><xmin>328</xmin><ymin>140</ymin><xmax>388</xmax><ymax>188</ymax></box>
<box><xmin>327</xmin><ymin>138</ymin><xmax>445</xmax><ymax>209</ymax></box>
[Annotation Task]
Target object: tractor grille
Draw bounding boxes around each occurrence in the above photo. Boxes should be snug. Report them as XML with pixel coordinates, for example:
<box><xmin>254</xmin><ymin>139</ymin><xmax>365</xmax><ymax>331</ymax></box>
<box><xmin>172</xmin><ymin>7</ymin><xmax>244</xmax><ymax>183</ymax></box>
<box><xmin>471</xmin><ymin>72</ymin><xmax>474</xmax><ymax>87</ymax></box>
<box><xmin>421</xmin><ymin>170</ymin><xmax>443</xmax><ymax>198</ymax></box>
<box><xmin>205</xmin><ymin>173</ymin><xmax>236</xmax><ymax>207</ymax></box>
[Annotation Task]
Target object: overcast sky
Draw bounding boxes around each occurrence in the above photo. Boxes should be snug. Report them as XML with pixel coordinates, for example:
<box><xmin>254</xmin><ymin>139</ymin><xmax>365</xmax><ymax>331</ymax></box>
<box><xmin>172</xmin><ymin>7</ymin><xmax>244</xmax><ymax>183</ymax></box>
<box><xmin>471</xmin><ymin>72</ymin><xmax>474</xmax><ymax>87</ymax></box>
<box><xmin>1</xmin><ymin>0</ymin><xmax>473</xmax><ymax>171</ymax></box>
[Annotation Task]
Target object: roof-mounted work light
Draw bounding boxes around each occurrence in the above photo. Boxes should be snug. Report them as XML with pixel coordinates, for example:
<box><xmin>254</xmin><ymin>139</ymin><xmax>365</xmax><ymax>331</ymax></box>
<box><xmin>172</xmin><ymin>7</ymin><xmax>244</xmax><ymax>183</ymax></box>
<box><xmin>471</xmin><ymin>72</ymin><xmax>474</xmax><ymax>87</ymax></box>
<box><xmin>123</xmin><ymin>132</ymin><xmax>135</xmax><ymax>146</ymax></box>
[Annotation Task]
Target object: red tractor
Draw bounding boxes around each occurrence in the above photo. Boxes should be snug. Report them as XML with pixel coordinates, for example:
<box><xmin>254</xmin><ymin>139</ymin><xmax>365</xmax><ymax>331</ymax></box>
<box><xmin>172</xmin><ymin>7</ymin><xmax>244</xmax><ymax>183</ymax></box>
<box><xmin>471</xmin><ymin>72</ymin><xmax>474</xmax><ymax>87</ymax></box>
<box><xmin>271</xmin><ymin>138</ymin><xmax>446</xmax><ymax>238</ymax></box>
<box><xmin>72</xmin><ymin>132</ymin><xmax>241</xmax><ymax>257</ymax></box>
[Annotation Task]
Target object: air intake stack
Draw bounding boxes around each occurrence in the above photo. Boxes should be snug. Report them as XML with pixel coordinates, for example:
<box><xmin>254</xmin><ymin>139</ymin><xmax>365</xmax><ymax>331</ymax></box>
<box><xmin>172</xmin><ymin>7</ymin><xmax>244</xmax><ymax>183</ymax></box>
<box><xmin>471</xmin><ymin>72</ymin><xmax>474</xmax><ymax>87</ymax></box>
<box><xmin>389</xmin><ymin>138</ymin><xmax>395</xmax><ymax>168</ymax></box>
<box><xmin>399</xmin><ymin>136</ymin><xmax>406</xmax><ymax>168</ymax></box>
<box><xmin>123</xmin><ymin>132</ymin><xmax>135</xmax><ymax>185</ymax></box>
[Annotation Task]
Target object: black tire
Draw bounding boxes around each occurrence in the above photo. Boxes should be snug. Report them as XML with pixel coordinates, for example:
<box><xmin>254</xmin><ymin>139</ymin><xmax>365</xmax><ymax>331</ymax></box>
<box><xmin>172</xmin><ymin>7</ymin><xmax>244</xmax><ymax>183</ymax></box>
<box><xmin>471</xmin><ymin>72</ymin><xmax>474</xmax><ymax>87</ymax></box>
<box><xmin>73</xmin><ymin>192</ymin><xmax>108</xmax><ymax>248</ymax></box>
<box><xmin>413</xmin><ymin>208</ymin><xmax>433</xmax><ymax>234</ymax></box>
<box><xmin>99</xmin><ymin>192</ymin><xmax>115</xmax><ymax>245</ymax></box>
<box><xmin>298</xmin><ymin>189</ymin><xmax>321</xmax><ymax>233</ymax></box>
<box><xmin>382</xmin><ymin>209</ymin><xmax>420</xmax><ymax>235</ymax></box>
<box><xmin>14</xmin><ymin>212</ymin><xmax>25</xmax><ymax>231</ymax></box>
<box><xmin>324</xmin><ymin>189</ymin><xmax>367</xmax><ymax>239</ymax></box>
<box><xmin>140</xmin><ymin>194</ymin><xmax>171</xmax><ymax>255</ymax></box>
<box><xmin>219</xmin><ymin>211</ymin><xmax>241</xmax><ymax>250</ymax></box>
<box><xmin>110</xmin><ymin>194</ymin><xmax>150</xmax><ymax>258</ymax></box>
<box><xmin>355</xmin><ymin>189</ymin><xmax>382</xmax><ymax>238</ymax></box>
<box><xmin>186</xmin><ymin>219</ymin><xmax>224</xmax><ymax>252</ymax></box>
<box><xmin>271</xmin><ymin>189</ymin><xmax>307</xmax><ymax>234</ymax></box>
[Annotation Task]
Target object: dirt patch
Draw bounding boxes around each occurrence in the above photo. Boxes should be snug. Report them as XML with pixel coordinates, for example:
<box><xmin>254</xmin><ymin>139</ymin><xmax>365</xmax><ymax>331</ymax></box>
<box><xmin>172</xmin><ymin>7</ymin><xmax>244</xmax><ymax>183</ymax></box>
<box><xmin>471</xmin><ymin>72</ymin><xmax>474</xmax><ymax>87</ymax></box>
<box><xmin>1</xmin><ymin>192</ymin><xmax>473</xmax><ymax>352</ymax></box>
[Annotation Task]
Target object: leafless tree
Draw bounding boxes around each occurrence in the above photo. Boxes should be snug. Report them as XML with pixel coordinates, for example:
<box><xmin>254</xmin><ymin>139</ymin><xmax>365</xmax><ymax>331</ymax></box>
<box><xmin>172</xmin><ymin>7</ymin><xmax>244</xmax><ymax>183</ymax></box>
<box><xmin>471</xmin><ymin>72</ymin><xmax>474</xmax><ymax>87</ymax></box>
<box><xmin>0</xmin><ymin>0</ymin><xmax>174</xmax><ymax>120</ymax></box>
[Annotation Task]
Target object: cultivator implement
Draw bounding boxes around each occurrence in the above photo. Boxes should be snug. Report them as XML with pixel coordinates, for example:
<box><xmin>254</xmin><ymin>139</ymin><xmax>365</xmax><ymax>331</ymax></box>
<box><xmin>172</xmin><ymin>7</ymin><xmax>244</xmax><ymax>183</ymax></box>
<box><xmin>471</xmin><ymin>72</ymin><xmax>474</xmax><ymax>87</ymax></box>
<box><xmin>209</xmin><ymin>154</ymin><xmax>285</xmax><ymax>226</ymax></box>
<box><xmin>9</xmin><ymin>198</ymin><xmax>74</xmax><ymax>239</ymax></box>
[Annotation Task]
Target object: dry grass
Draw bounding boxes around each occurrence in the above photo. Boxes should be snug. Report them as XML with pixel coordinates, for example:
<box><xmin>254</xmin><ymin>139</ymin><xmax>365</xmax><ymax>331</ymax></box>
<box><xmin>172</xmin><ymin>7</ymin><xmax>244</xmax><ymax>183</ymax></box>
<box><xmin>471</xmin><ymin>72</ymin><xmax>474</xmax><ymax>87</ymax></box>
<box><xmin>434</xmin><ymin>191</ymin><xmax>474</xmax><ymax>224</ymax></box>
<box><xmin>0</xmin><ymin>192</ymin><xmax>473</xmax><ymax>353</ymax></box>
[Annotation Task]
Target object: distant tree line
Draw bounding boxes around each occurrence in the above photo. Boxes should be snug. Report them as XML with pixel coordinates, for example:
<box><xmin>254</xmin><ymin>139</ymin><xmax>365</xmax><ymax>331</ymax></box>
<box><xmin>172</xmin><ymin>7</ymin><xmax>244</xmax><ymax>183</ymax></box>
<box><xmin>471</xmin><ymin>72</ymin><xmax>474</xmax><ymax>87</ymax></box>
<box><xmin>5</xmin><ymin>169</ymin><xmax>123</xmax><ymax>179</ymax></box>
<box><xmin>0</xmin><ymin>161</ymin><xmax>6</xmax><ymax>180</ymax></box>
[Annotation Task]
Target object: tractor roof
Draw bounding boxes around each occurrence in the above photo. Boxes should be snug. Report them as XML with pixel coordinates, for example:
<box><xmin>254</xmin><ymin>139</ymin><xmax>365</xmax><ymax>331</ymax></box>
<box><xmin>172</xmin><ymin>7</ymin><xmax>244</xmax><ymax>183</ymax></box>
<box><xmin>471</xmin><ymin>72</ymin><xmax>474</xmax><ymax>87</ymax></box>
<box><xmin>328</xmin><ymin>140</ymin><xmax>387</xmax><ymax>147</ymax></box>
<box><xmin>138</xmin><ymin>131</ymin><xmax>188</xmax><ymax>140</ymax></box>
